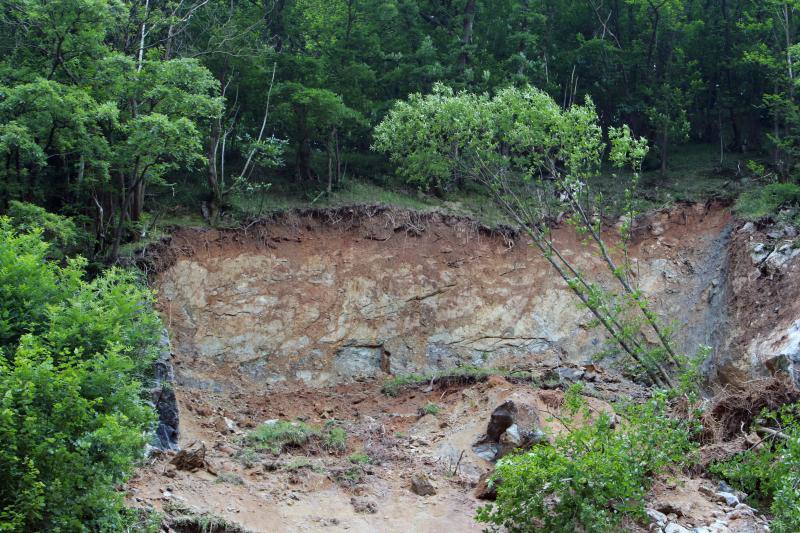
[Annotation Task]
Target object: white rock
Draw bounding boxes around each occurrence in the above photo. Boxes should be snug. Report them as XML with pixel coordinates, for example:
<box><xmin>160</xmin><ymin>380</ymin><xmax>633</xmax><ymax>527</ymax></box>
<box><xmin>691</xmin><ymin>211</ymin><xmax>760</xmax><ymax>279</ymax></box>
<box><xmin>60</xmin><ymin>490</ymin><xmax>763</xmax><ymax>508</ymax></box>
<box><xmin>665</xmin><ymin>523</ymin><xmax>691</xmax><ymax>533</ymax></box>
<box><xmin>715</xmin><ymin>491</ymin><xmax>740</xmax><ymax>507</ymax></box>
<box><xmin>647</xmin><ymin>508</ymin><xmax>669</xmax><ymax>526</ymax></box>
<box><xmin>739</xmin><ymin>222</ymin><xmax>756</xmax><ymax>235</ymax></box>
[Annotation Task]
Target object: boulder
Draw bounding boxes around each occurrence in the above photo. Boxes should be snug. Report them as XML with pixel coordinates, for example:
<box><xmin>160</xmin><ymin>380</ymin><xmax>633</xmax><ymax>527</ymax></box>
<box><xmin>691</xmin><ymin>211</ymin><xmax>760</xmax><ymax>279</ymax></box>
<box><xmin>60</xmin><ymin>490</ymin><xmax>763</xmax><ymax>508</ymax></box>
<box><xmin>171</xmin><ymin>440</ymin><xmax>207</xmax><ymax>472</ymax></box>
<box><xmin>410</xmin><ymin>473</ymin><xmax>436</xmax><ymax>496</ymax></box>
<box><xmin>472</xmin><ymin>400</ymin><xmax>546</xmax><ymax>461</ymax></box>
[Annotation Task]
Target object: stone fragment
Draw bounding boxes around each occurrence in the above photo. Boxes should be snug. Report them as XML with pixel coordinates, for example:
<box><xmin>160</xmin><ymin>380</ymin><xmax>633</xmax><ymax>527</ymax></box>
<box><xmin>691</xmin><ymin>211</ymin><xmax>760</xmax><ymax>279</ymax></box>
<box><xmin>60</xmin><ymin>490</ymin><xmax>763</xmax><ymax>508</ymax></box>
<box><xmin>171</xmin><ymin>440</ymin><xmax>207</xmax><ymax>472</ymax></box>
<box><xmin>350</xmin><ymin>496</ymin><xmax>377</xmax><ymax>514</ymax></box>
<box><xmin>665</xmin><ymin>523</ymin><xmax>691</xmax><ymax>533</ymax></box>
<box><xmin>475</xmin><ymin>471</ymin><xmax>499</xmax><ymax>500</ymax></box>
<box><xmin>410</xmin><ymin>473</ymin><xmax>436</xmax><ymax>496</ymax></box>
<box><xmin>715</xmin><ymin>491</ymin><xmax>740</xmax><ymax>507</ymax></box>
<box><xmin>473</xmin><ymin>399</ymin><xmax>546</xmax><ymax>461</ymax></box>
<box><xmin>738</xmin><ymin>222</ymin><xmax>755</xmax><ymax>235</ymax></box>
<box><xmin>646</xmin><ymin>508</ymin><xmax>668</xmax><ymax>526</ymax></box>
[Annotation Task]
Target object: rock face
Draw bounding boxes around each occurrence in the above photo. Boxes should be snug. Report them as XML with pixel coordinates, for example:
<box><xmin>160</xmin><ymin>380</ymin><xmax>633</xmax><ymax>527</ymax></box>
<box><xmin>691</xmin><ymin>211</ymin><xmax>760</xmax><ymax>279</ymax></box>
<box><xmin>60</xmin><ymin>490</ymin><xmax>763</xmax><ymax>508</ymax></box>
<box><xmin>712</xmin><ymin>221</ymin><xmax>800</xmax><ymax>387</ymax></box>
<box><xmin>152</xmin><ymin>330</ymin><xmax>180</xmax><ymax>451</ymax></box>
<box><xmin>155</xmin><ymin>206</ymin><xmax>740</xmax><ymax>389</ymax></box>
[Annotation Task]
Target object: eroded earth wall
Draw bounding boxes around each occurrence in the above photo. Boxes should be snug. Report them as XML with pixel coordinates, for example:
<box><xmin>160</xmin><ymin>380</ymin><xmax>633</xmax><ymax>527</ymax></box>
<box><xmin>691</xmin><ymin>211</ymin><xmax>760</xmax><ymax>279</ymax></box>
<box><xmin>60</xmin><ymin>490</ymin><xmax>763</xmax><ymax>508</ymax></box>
<box><xmin>154</xmin><ymin>204</ymin><xmax>750</xmax><ymax>391</ymax></box>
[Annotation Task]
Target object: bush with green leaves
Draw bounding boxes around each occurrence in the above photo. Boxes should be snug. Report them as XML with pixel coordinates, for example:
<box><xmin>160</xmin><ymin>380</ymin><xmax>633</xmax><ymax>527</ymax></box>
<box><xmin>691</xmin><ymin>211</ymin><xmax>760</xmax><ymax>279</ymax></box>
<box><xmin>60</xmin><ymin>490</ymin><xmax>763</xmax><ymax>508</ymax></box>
<box><xmin>710</xmin><ymin>405</ymin><xmax>800</xmax><ymax>533</ymax></box>
<box><xmin>735</xmin><ymin>182</ymin><xmax>800</xmax><ymax>226</ymax></box>
<box><xmin>0</xmin><ymin>219</ymin><xmax>161</xmax><ymax>530</ymax></box>
<box><xmin>476</xmin><ymin>386</ymin><xmax>699</xmax><ymax>532</ymax></box>
<box><xmin>5</xmin><ymin>201</ymin><xmax>88</xmax><ymax>258</ymax></box>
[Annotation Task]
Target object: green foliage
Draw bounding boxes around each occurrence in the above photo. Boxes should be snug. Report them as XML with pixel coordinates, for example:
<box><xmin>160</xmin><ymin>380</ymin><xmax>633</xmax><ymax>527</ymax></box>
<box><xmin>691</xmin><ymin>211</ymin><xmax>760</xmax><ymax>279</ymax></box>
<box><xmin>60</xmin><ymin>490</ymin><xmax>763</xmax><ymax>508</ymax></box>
<box><xmin>283</xmin><ymin>457</ymin><xmax>324</xmax><ymax>473</ymax></box>
<box><xmin>5</xmin><ymin>201</ymin><xmax>87</xmax><ymax>258</ymax></box>
<box><xmin>381</xmin><ymin>366</ymin><xmax>536</xmax><ymax>396</ymax></box>
<box><xmin>245</xmin><ymin>421</ymin><xmax>318</xmax><ymax>454</ymax></box>
<box><xmin>234</xmin><ymin>448</ymin><xmax>260</xmax><ymax>469</ymax></box>
<box><xmin>244</xmin><ymin>419</ymin><xmax>350</xmax><ymax>456</ymax></box>
<box><xmin>164</xmin><ymin>501</ymin><xmax>249</xmax><ymax>533</ymax></box>
<box><xmin>0</xmin><ymin>220</ymin><xmax>161</xmax><ymax>530</ymax></box>
<box><xmin>476</xmin><ymin>388</ymin><xmax>699</xmax><ymax>532</ymax></box>
<box><xmin>119</xmin><ymin>507</ymin><xmax>163</xmax><ymax>533</ymax></box>
<box><xmin>322</xmin><ymin>426</ymin><xmax>348</xmax><ymax>453</ymax></box>
<box><xmin>735</xmin><ymin>183</ymin><xmax>800</xmax><ymax>225</ymax></box>
<box><xmin>348</xmin><ymin>451</ymin><xmax>371</xmax><ymax>465</ymax></box>
<box><xmin>711</xmin><ymin>405</ymin><xmax>800</xmax><ymax>532</ymax></box>
<box><xmin>423</xmin><ymin>403</ymin><xmax>441</xmax><ymax>416</ymax></box>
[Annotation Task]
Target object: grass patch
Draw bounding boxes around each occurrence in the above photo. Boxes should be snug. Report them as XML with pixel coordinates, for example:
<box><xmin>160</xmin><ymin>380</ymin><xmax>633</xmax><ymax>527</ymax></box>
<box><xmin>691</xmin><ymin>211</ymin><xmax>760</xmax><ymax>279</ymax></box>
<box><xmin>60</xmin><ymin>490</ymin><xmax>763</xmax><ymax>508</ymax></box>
<box><xmin>331</xmin><ymin>466</ymin><xmax>365</xmax><ymax>486</ymax></box>
<box><xmin>735</xmin><ymin>182</ymin><xmax>800</xmax><ymax>225</ymax></box>
<box><xmin>215</xmin><ymin>472</ymin><xmax>244</xmax><ymax>485</ymax></box>
<box><xmin>381</xmin><ymin>366</ymin><xmax>537</xmax><ymax>396</ymax></box>
<box><xmin>348</xmin><ymin>451</ymin><xmax>371</xmax><ymax>465</ymax></box>
<box><xmin>234</xmin><ymin>448</ymin><xmax>260</xmax><ymax>468</ymax></box>
<box><xmin>422</xmin><ymin>403</ymin><xmax>441</xmax><ymax>416</ymax></box>
<box><xmin>163</xmin><ymin>501</ymin><xmax>250</xmax><ymax>533</ymax></box>
<box><xmin>245</xmin><ymin>421</ymin><xmax>318</xmax><ymax>454</ymax></box>
<box><xmin>284</xmin><ymin>457</ymin><xmax>325</xmax><ymax>472</ymax></box>
<box><xmin>322</xmin><ymin>425</ymin><xmax>348</xmax><ymax>453</ymax></box>
<box><xmin>121</xmin><ymin>507</ymin><xmax>163</xmax><ymax>533</ymax></box>
<box><xmin>243</xmin><ymin>420</ymin><xmax>349</xmax><ymax>456</ymax></box>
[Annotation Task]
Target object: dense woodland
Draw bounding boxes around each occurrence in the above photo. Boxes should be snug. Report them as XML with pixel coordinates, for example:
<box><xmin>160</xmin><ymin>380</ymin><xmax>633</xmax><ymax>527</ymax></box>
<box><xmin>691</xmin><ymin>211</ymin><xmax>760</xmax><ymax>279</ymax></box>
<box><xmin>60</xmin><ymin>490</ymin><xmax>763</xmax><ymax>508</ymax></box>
<box><xmin>2</xmin><ymin>1</ymin><xmax>800</xmax><ymax>531</ymax></box>
<box><xmin>2</xmin><ymin>1</ymin><xmax>800</xmax><ymax>259</ymax></box>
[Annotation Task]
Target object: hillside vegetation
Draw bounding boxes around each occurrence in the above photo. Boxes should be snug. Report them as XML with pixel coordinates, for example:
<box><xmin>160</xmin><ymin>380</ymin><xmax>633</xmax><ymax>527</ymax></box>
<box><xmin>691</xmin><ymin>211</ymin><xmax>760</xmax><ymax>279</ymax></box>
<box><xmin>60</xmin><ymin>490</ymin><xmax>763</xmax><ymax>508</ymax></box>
<box><xmin>1</xmin><ymin>1</ymin><xmax>800</xmax><ymax>531</ymax></box>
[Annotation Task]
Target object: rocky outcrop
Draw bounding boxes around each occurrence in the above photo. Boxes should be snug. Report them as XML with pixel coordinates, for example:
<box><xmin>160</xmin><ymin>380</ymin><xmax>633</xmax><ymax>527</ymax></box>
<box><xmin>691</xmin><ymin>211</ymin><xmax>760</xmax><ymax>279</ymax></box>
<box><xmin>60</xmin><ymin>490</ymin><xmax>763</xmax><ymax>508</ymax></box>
<box><xmin>152</xmin><ymin>330</ymin><xmax>180</xmax><ymax>450</ymax></box>
<box><xmin>472</xmin><ymin>400</ymin><xmax>546</xmax><ymax>461</ymax></box>
<box><xmin>155</xmin><ymin>205</ymin><xmax>737</xmax><ymax>390</ymax></box>
<box><xmin>712</xmin><ymin>220</ymin><xmax>800</xmax><ymax>388</ymax></box>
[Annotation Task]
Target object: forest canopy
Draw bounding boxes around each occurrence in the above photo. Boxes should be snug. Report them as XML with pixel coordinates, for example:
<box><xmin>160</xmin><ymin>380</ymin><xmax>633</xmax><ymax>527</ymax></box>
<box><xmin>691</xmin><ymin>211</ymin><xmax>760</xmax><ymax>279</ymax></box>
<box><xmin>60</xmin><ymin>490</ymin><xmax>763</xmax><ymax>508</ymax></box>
<box><xmin>2</xmin><ymin>0</ymin><xmax>800</xmax><ymax>259</ymax></box>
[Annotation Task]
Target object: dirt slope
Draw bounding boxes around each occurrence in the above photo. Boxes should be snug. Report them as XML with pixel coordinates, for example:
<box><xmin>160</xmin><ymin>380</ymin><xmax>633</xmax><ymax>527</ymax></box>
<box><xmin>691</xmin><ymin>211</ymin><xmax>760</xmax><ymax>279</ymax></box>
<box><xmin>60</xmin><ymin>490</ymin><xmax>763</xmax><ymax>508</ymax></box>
<box><xmin>125</xmin><ymin>203</ymin><xmax>799</xmax><ymax>532</ymax></box>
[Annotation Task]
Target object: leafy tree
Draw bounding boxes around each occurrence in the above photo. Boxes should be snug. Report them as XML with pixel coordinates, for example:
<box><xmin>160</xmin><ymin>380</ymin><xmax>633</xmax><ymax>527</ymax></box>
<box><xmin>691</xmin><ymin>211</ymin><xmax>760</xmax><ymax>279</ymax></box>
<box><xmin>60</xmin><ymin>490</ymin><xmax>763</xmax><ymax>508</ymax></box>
<box><xmin>375</xmin><ymin>85</ymin><xmax>683</xmax><ymax>386</ymax></box>
<box><xmin>274</xmin><ymin>83</ymin><xmax>363</xmax><ymax>188</ymax></box>
<box><xmin>0</xmin><ymin>219</ymin><xmax>161</xmax><ymax>530</ymax></box>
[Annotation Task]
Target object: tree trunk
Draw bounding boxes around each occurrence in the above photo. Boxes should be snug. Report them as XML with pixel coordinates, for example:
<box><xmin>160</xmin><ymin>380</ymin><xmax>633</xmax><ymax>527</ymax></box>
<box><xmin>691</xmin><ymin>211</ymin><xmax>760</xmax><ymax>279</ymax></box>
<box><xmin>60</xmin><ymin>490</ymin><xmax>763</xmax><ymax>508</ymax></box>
<box><xmin>207</xmin><ymin>119</ymin><xmax>223</xmax><ymax>222</ymax></box>
<box><xmin>660</xmin><ymin>123</ymin><xmax>669</xmax><ymax>174</ymax></box>
<box><xmin>131</xmin><ymin>179</ymin><xmax>146</xmax><ymax>222</ymax></box>
<box><xmin>327</xmin><ymin>128</ymin><xmax>334</xmax><ymax>193</ymax></box>
<box><xmin>458</xmin><ymin>0</ymin><xmax>477</xmax><ymax>72</ymax></box>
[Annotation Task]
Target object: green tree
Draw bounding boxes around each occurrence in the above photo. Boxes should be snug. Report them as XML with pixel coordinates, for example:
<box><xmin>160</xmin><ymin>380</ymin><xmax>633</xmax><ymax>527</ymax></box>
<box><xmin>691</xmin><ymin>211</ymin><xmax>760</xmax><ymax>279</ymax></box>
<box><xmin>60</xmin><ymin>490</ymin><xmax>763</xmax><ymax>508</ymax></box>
<box><xmin>0</xmin><ymin>219</ymin><xmax>161</xmax><ymax>530</ymax></box>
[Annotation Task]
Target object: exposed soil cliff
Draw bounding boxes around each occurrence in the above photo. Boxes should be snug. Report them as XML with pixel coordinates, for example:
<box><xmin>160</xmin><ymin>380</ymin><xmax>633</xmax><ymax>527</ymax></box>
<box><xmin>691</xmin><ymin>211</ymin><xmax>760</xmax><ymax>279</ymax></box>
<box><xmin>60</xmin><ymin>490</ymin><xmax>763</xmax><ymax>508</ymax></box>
<box><xmin>153</xmin><ymin>203</ymin><xmax>738</xmax><ymax>391</ymax></box>
<box><xmin>127</xmin><ymin>203</ymin><xmax>799</xmax><ymax>532</ymax></box>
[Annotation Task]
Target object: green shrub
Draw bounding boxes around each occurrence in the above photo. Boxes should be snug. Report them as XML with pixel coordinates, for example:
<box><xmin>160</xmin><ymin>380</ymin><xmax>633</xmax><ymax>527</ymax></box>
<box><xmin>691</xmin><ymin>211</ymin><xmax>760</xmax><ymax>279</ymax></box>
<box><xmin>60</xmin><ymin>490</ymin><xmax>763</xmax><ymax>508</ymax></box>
<box><xmin>283</xmin><ymin>457</ymin><xmax>324</xmax><ymax>472</ymax></box>
<box><xmin>0</xmin><ymin>219</ymin><xmax>161</xmax><ymax>530</ymax></box>
<box><xmin>6</xmin><ymin>201</ymin><xmax>87</xmax><ymax>258</ymax></box>
<box><xmin>381</xmin><ymin>366</ymin><xmax>535</xmax><ymax>396</ymax></box>
<box><xmin>476</xmin><ymin>387</ymin><xmax>699</xmax><ymax>532</ymax></box>
<box><xmin>215</xmin><ymin>472</ymin><xmax>244</xmax><ymax>485</ymax></box>
<box><xmin>322</xmin><ymin>426</ymin><xmax>348</xmax><ymax>453</ymax></box>
<box><xmin>164</xmin><ymin>501</ymin><xmax>249</xmax><ymax>533</ymax></box>
<box><xmin>235</xmin><ymin>448</ymin><xmax>261</xmax><ymax>468</ymax></box>
<box><xmin>423</xmin><ymin>403</ymin><xmax>441</xmax><ymax>415</ymax></box>
<box><xmin>735</xmin><ymin>183</ymin><xmax>800</xmax><ymax>224</ymax></box>
<box><xmin>348</xmin><ymin>451</ymin><xmax>371</xmax><ymax>465</ymax></box>
<box><xmin>332</xmin><ymin>466</ymin><xmax>364</xmax><ymax>486</ymax></box>
<box><xmin>245</xmin><ymin>421</ymin><xmax>318</xmax><ymax>454</ymax></box>
<box><xmin>711</xmin><ymin>405</ymin><xmax>800</xmax><ymax>532</ymax></box>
